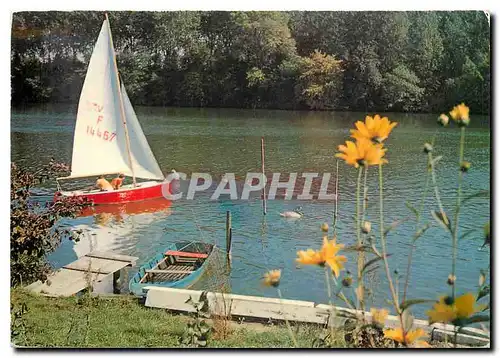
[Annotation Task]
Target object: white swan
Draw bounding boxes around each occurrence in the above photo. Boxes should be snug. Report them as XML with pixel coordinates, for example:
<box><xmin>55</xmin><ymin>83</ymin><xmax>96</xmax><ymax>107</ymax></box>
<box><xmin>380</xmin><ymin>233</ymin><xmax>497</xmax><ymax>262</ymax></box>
<box><xmin>280</xmin><ymin>207</ymin><xmax>303</xmax><ymax>219</ymax></box>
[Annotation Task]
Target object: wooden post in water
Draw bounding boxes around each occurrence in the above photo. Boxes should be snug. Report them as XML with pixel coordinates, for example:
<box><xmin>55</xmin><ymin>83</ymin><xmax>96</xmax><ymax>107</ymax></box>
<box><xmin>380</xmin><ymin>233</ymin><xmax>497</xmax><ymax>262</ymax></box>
<box><xmin>261</xmin><ymin>137</ymin><xmax>267</xmax><ymax>215</ymax></box>
<box><xmin>333</xmin><ymin>160</ymin><xmax>339</xmax><ymax>236</ymax></box>
<box><xmin>112</xmin><ymin>270</ymin><xmax>121</xmax><ymax>294</ymax></box>
<box><xmin>226</xmin><ymin>211</ymin><xmax>232</xmax><ymax>266</ymax></box>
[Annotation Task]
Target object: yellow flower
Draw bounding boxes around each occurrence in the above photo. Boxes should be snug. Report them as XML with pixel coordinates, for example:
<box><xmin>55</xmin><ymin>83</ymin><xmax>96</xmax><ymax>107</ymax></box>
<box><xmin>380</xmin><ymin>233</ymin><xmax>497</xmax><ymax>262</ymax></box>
<box><xmin>296</xmin><ymin>248</ymin><xmax>324</xmax><ymax>266</ymax></box>
<box><xmin>336</xmin><ymin>138</ymin><xmax>388</xmax><ymax>168</ymax></box>
<box><xmin>320</xmin><ymin>236</ymin><xmax>347</xmax><ymax>277</ymax></box>
<box><xmin>427</xmin><ymin>296</ymin><xmax>456</xmax><ymax>324</ymax></box>
<box><xmin>384</xmin><ymin>327</ymin><xmax>428</xmax><ymax>346</ymax></box>
<box><xmin>427</xmin><ymin>293</ymin><xmax>482</xmax><ymax>324</ymax></box>
<box><xmin>371</xmin><ymin>308</ymin><xmax>389</xmax><ymax>326</ymax></box>
<box><xmin>454</xmin><ymin>292</ymin><xmax>481</xmax><ymax>319</ymax></box>
<box><xmin>350</xmin><ymin>114</ymin><xmax>398</xmax><ymax>143</ymax></box>
<box><xmin>262</xmin><ymin>269</ymin><xmax>281</xmax><ymax>287</ymax></box>
<box><xmin>296</xmin><ymin>237</ymin><xmax>347</xmax><ymax>277</ymax></box>
<box><xmin>449</xmin><ymin>103</ymin><xmax>470</xmax><ymax>122</ymax></box>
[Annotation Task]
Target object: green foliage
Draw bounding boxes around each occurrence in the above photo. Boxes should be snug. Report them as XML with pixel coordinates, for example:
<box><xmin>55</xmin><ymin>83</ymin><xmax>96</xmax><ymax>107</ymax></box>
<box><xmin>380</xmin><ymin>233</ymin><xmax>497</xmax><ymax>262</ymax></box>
<box><xmin>298</xmin><ymin>50</ymin><xmax>343</xmax><ymax>110</ymax></box>
<box><xmin>10</xmin><ymin>160</ymin><xmax>90</xmax><ymax>286</ymax></box>
<box><xmin>10</xmin><ymin>290</ymin><xmax>334</xmax><ymax>348</ymax></box>
<box><xmin>11</xmin><ymin>302</ymin><xmax>28</xmax><ymax>346</ymax></box>
<box><xmin>181</xmin><ymin>292</ymin><xmax>211</xmax><ymax>347</ymax></box>
<box><xmin>382</xmin><ymin>65</ymin><xmax>424</xmax><ymax>111</ymax></box>
<box><xmin>11</xmin><ymin>11</ymin><xmax>489</xmax><ymax>113</ymax></box>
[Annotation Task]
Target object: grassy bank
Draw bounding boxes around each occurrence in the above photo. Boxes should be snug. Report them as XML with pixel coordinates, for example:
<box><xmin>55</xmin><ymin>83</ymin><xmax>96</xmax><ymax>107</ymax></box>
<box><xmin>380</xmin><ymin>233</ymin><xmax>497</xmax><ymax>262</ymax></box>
<box><xmin>11</xmin><ymin>289</ymin><xmax>344</xmax><ymax>348</ymax></box>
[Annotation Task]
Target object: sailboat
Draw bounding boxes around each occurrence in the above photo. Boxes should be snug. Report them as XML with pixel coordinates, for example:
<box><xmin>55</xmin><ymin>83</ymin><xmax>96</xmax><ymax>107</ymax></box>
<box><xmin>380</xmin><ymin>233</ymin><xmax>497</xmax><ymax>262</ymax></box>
<box><xmin>56</xmin><ymin>15</ymin><xmax>169</xmax><ymax>205</ymax></box>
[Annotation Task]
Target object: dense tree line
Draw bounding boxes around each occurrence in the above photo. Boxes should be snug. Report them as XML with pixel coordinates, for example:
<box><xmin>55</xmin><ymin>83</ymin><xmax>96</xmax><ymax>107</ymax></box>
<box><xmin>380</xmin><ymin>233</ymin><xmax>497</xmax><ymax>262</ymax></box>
<box><xmin>11</xmin><ymin>11</ymin><xmax>490</xmax><ymax>113</ymax></box>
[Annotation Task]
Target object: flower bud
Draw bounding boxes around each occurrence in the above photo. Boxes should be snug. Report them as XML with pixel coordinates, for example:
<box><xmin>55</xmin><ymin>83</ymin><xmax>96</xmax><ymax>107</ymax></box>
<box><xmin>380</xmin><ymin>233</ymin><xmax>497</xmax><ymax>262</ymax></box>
<box><xmin>447</xmin><ymin>274</ymin><xmax>456</xmax><ymax>286</ymax></box>
<box><xmin>321</xmin><ymin>223</ymin><xmax>329</xmax><ymax>233</ymax></box>
<box><xmin>362</xmin><ymin>221</ymin><xmax>371</xmax><ymax>234</ymax></box>
<box><xmin>460</xmin><ymin>161</ymin><xmax>471</xmax><ymax>172</ymax></box>
<box><xmin>438</xmin><ymin>114</ymin><xmax>450</xmax><ymax>127</ymax></box>
<box><xmin>444</xmin><ymin>296</ymin><xmax>454</xmax><ymax>305</ymax></box>
<box><xmin>342</xmin><ymin>276</ymin><xmax>353</xmax><ymax>287</ymax></box>
<box><xmin>479</xmin><ymin>272</ymin><xmax>486</xmax><ymax>287</ymax></box>
<box><xmin>423</xmin><ymin>143</ymin><xmax>433</xmax><ymax>154</ymax></box>
<box><xmin>483</xmin><ymin>222</ymin><xmax>490</xmax><ymax>247</ymax></box>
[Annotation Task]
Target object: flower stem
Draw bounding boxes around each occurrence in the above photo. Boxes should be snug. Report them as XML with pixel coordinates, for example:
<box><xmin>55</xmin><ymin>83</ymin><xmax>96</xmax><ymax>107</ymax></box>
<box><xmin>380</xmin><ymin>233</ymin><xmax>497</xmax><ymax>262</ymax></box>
<box><xmin>402</xmin><ymin>152</ymin><xmax>431</xmax><ymax>303</ymax></box>
<box><xmin>378</xmin><ymin>163</ymin><xmax>400</xmax><ymax>315</ymax></box>
<box><xmin>277</xmin><ymin>288</ymin><xmax>298</xmax><ymax>347</ymax></box>
<box><xmin>324</xmin><ymin>266</ymin><xmax>337</xmax><ymax>339</ymax></box>
<box><xmin>452</xmin><ymin>127</ymin><xmax>466</xmax><ymax>299</ymax></box>
<box><xmin>356</xmin><ymin>167</ymin><xmax>364</xmax><ymax>310</ymax></box>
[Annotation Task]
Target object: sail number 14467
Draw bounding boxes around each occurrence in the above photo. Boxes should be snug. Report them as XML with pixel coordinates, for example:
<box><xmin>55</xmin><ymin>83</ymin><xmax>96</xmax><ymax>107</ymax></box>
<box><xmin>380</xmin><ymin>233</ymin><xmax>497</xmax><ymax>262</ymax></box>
<box><xmin>87</xmin><ymin>125</ymin><xmax>116</xmax><ymax>142</ymax></box>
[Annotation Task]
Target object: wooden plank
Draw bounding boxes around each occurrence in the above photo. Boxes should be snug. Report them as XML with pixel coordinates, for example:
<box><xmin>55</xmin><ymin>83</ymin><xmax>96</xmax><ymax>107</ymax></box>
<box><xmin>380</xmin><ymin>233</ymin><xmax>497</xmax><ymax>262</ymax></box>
<box><xmin>165</xmin><ymin>250</ymin><xmax>208</xmax><ymax>259</ymax></box>
<box><xmin>63</xmin><ymin>266</ymin><xmax>112</xmax><ymax>275</ymax></box>
<box><xmin>146</xmin><ymin>269</ymin><xmax>194</xmax><ymax>275</ymax></box>
<box><xmin>64</xmin><ymin>257</ymin><xmax>129</xmax><ymax>275</ymax></box>
<box><xmin>30</xmin><ymin>269</ymin><xmax>108</xmax><ymax>296</ymax></box>
<box><xmin>86</xmin><ymin>251</ymin><xmax>138</xmax><ymax>264</ymax></box>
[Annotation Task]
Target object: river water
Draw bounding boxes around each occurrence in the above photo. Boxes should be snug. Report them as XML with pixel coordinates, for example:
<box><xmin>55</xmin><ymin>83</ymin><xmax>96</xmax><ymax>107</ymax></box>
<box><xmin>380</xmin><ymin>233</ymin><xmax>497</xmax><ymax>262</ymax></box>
<box><xmin>11</xmin><ymin>105</ymin><xmax>490</xmax><ymax>318</ymax></box>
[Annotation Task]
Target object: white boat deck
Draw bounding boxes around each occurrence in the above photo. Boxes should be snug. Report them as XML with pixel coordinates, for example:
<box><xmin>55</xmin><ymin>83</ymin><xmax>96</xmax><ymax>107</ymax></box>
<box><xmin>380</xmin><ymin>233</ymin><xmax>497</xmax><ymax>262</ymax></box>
<box><xmin>60</xmin><ymin>180</ymin><xmax>162</xmax><ymax>196</ymax></box>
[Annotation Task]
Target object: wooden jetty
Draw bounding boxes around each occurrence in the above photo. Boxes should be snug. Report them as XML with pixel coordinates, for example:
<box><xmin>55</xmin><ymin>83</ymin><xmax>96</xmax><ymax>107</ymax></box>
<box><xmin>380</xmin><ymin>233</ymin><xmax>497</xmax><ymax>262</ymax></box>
<box><xmin>27</xmin><ymin>251</ymin><xmax>138</xmax><ymax>297</ymax></box>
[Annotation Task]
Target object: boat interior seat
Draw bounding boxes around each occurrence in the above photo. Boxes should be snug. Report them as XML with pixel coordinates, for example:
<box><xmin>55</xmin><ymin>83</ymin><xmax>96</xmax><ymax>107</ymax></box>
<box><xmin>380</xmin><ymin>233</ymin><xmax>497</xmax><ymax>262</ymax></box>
<box><xmin>165</xmin><ymin>250</ymin><xmax>209</xmax><ymax>259</ymax></box>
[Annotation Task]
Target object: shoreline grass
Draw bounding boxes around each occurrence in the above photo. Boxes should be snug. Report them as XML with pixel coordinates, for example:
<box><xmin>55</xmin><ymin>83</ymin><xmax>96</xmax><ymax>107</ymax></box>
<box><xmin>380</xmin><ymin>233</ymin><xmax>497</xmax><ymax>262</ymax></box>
<box><xmin>11</xmin><ymin>288</ymin><xmax>344</xmax><ymax>348</ymax></box>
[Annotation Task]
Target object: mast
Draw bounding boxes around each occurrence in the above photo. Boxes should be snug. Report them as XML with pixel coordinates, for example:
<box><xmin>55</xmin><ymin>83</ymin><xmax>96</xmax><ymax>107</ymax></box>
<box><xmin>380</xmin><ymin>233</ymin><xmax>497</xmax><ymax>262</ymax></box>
<box><xmin>105</xmin><ymin>13</ymin><xmax>137</xmax><ymax>186</ymax></box>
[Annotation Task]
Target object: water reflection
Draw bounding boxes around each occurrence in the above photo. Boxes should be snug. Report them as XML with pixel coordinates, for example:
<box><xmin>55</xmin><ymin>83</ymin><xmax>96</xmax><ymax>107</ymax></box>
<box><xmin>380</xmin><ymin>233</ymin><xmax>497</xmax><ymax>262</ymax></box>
<box><xmin>79</xmin><ymin>197</ymin><xmax>173</xmax><ymax>225</ymax></box>
<box><xmin>49</xmin><ymin>198</ymin><xmax>173</xmax><ymax>268</ymax></box>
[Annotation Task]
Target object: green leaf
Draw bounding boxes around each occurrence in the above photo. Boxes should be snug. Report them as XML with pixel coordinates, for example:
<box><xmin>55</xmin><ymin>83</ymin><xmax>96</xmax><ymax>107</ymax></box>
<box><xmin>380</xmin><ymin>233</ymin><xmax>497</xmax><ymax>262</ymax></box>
<box><xmin>462</xmin><ymin>315</ymin><xmax>490</xmax><ymax>325</ymax></box>
<box><xmin>413</xmin><ymin>223</ymin><xmax>431</xmax><ymax>243</ymax></box>
<box><xmin>402</xmin><ymin>309</ymin><xmax>414</xmax><ymax>330</ymax></box>
<box><xmin>459</xmin><ymin>229</ymin><xmax>477</xmax><ymax>241</ymax></box>
<box><xmin>361</xmin><ymin>255</ymin><xmax>391</xmax><ymax>275</ymax></box>
<box><xmin>363</xmin><ymin>265</ymin><xmax>380</xmax><ymax>276</ymax></box>
<box><xmin>480</xmin><ymin>303</ymin><xmax>490</xmax><ymax>312</ymax></box>
<box><xmin>461</xmin><ymin>190</ymin><xmax>489</xmax><ymax>207</ymax></box>
<box><xmin>400</xmin><ymin>299</ymin><xmax>436</xmax><ymax>311</ymax></box>
<box><xmin>431</xmin><ymin>210</ymin><xmax>451</xmax><ymax>232</ymax></box>
<box><xmin>405</xmin><ymin>201</ymin><xmax>419</xmax><ymax>219</ymax></box>
<box><xmin>477</xmin><ymin>285</ymin><xmax>490</xmax><ymax>301</ymax></box>
<box><xmin>343</xmin><ymin>245</ymin><xmax>374</xmax><ymax>253</ymax></box>
<box><xmin>431</xmin><ymin>155</ymin><xmax>443</xmax><ymax>166</ymax></box>
<box><xmin>384</xmin><ymin>217</ymin><xmax>411</xmax><ymax>236</ymax></box>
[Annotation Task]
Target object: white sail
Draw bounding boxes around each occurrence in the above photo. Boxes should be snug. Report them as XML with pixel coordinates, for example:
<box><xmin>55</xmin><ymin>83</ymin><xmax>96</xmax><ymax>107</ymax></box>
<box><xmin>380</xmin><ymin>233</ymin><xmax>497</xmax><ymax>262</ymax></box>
<box><xmin>121</xmin><ymin>83</ymin><xmax>164</xmax><ymax>180</ymax></box>
<box><xmin>68</xmin><ymin>19</ymin><xmax>163</xmax><ymax>181</ymax></box>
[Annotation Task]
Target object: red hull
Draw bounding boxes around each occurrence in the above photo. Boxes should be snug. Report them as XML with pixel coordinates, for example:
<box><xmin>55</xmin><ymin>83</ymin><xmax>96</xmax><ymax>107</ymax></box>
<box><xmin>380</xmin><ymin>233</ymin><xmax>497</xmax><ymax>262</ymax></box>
<box><xmin>79</xmin><ymin>197</ymin><xmax>172</xmax><ymax>219</ymax></box>
<box><xmin>57</xmin><ymin>181</ymin><xmax>169</xmax><ymax>205</ymax></box>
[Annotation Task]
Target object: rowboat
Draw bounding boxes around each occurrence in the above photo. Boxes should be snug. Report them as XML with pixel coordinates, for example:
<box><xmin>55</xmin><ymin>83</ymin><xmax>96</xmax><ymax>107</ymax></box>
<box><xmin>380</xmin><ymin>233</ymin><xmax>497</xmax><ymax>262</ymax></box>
<box><xmin>129</xmin><ymin>242</ymin><xmax>216</xmax><ymax>296</ymax></box>
<box><xmin>55</xmin><ymin>14</ymin><xmax>168</xmax><ymax>204</ymax></box>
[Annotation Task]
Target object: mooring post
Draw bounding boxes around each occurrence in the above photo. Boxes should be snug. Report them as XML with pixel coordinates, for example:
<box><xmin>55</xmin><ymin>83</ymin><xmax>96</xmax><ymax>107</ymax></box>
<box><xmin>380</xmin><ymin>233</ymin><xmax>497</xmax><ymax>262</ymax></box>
<box><xmin>333</xmin><ymin>160</ymin><xmax>339</xmax><ymax>236</ymax></box>
<box><xmin>261</xmin><ymin>137</ymin><xmax>267</xmax><ymax>215</ymax></box>
<box><xmin>226</xmin><ymin>210</ymin><xmax>232</xmax><ymax>265</ymax></box>
<box><xmin>113</xmin><ymin>270</ymin><xmax>121</xmax><ymax>294</ymax></box>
